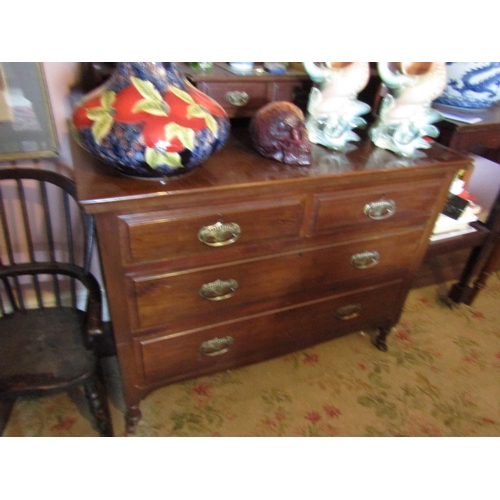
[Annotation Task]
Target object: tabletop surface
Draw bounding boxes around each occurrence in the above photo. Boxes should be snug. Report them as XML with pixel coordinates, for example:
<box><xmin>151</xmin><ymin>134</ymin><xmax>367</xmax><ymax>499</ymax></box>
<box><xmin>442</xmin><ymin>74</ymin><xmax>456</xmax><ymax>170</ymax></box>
<box><xmin>434</xmin><ymin>103</ymin><xmax>500</xmax><ymax>131</ymax></box>
<box><xmin>71</xmin><ymin>127</ymin><xmax>470</xmax><ymax>211</ymax></box>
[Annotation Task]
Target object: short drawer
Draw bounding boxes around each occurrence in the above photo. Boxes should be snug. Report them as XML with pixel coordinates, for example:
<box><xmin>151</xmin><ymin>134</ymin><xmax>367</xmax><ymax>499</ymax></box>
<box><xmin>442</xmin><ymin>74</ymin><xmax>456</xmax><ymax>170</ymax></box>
<box><xmin>134</xmin><ymin>281</ymin><xmax>403</xmax><ymax>385</ymax></box>
<box><xmin>199</xmin><ymin>81</ymin><xmax>272</xmax><ymax>117</ymax></box>
<box><xmin>119</xmin><ymin>198</ymin><xmax>305</xmax><ymax>265</ymax></box>
<box><xmin>309</xmin><ymin>179</ymin><xmax>443</xmax><ymax>237</ymax></box>
<box><xmin>130</xmin><ymin>229</ymin><xmax>421</xmax><ymax>331</ymax></box>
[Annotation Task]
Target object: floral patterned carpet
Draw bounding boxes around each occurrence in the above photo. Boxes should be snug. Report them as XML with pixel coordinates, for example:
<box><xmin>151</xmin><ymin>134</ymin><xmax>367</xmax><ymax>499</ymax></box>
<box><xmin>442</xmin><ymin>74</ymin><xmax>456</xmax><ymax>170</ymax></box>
<box><xmin>4</xmin><ymin>274</ymin><xmax>500</xmax><ymax>437</ymax></box>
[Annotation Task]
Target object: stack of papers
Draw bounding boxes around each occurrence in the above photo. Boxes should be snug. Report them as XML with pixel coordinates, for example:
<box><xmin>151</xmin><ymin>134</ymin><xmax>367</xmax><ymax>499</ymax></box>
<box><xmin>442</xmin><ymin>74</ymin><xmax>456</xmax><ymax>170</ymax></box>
<box><xmin>434</xmin><ymin>105</ymin><xmax>483</xmax><ymax>124</ymax></box>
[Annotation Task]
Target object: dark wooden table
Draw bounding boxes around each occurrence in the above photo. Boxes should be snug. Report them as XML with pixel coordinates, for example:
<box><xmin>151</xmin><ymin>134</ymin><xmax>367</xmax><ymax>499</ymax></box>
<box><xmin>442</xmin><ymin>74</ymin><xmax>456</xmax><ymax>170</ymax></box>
<box><xmin>434</xmin><ymin>103</ymin><xmax>500</xmax><ymax>304</ymax></box>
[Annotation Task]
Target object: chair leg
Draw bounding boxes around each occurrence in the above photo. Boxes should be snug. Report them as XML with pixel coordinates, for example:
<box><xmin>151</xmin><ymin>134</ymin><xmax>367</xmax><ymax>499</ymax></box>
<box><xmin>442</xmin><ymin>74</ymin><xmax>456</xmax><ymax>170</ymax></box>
<box><xmin>83</xmin><ymin>374</ymin><xmax>113</xmax><ymax>437</ymax></box>
<box><xmin>0</xmin><ymin>399</ymin><xmax>15</xmax><ymax>436</ymax></box>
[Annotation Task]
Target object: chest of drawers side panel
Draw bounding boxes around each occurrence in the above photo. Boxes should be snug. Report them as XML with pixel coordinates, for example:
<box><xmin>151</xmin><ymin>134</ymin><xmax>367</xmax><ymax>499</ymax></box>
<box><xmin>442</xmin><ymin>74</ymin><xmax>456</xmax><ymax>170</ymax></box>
<box><xmin>92</xmin><ymin>212</ymin><xmax>145</xmax><ymax>404</ymax></box>
<box><xmin>377</xmin><ymin>166</ymin><xmax>462</xmax><ymax>322</ymax></box>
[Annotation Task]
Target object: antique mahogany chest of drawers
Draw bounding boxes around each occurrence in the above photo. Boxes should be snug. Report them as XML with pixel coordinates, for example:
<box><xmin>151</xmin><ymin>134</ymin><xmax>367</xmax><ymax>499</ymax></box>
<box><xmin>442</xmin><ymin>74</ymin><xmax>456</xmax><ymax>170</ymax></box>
<box><xmin>71</xmin><ymin>130</ymin><xmax>470</xmax><ymax>432</ymax></box>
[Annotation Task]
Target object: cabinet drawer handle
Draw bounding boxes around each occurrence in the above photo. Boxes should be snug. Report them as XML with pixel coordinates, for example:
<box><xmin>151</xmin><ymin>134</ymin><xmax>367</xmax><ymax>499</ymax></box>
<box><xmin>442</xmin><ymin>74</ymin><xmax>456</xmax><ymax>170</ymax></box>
<box><xmin>350</xmin><ymin>251</ymin><xmax>380</xmax><ymax>269</ymax></box>
<box><xmin>198</xmin><ymin>221</ymin><xmax>241</xmax><ymax>247</ymax></box>
<box><xmin>225</xmin><ymin>91</ymin><xmax>249</xmax><ymax>106</ymax></box>
<box><xmin>363</xmin><ymin>199</ymin><xmax>396</xmax><ymax>220</ymax></box>
<box><xmin>335</xmin><ymin>304</ymin><xmax>362</xmax><ymax>321</ymax></box>
<box><xmin>200</xmin><ymin>279</ymin><xmax>239</xmax><ymax>301</ymax></box>
<box><xmin>200</xmin><ymin>336</ymin><xmax>234</xmax><ymax>356</ymax></box>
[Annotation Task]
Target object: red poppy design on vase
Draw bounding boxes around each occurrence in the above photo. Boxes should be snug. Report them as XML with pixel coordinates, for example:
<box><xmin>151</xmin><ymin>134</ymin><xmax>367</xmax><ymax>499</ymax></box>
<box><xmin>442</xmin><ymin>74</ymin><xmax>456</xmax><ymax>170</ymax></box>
<box><xmin>188</xmin><ymin>82</ymin><xmax>227</xmax><ymax>118</ymax></box>
<box><xmin>71</xmin><ymin>62</ymin><xmax>230</xmax><ymax>179</ymax></box>
<box><xmin>72</xmin><ymin>93</ymin><xmax>103</xmax><ymax>129</ymax></box>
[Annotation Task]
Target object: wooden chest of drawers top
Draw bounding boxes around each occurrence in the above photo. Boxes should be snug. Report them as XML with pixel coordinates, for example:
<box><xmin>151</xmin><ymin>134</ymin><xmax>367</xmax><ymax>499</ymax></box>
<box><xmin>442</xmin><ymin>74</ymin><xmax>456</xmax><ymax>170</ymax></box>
<box><xmin>73</xmin><ymin>130</ymin><xmax>471</xmax><ymax>283</ymax></box>
<box><xmin>72</xmin><ymin>129</ymin><xmax>470</xmax><ymax>215</ymax></box>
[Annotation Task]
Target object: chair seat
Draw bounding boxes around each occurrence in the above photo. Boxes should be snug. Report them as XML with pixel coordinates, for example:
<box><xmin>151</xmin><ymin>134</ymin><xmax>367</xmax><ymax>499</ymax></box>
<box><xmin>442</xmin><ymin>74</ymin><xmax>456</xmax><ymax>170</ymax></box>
<box><xmin>0</xmin><ymin>308</ymin><xmax>96</xmax><ymax>395</ymax></box>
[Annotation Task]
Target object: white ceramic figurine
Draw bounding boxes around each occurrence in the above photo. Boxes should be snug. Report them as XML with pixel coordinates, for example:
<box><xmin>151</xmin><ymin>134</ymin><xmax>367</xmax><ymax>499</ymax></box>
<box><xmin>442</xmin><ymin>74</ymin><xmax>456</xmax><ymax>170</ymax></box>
<box><xmin>369</xmin><ymin>62</ymin><xmax>446</xmax><ymax>157</ymax></box>
<box><xmin>302</xmin><ymin>62</ymin><xmax>371</xmax><ymax>151</ymax></box>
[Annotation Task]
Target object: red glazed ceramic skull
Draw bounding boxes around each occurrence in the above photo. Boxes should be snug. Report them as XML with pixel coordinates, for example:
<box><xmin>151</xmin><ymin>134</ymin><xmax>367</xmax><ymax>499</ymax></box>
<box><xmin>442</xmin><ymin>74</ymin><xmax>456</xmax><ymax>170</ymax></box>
<box><xmin>250</xmin><ymin>102</ymin><xmax>312</xmax><ymax>165</ymax></box>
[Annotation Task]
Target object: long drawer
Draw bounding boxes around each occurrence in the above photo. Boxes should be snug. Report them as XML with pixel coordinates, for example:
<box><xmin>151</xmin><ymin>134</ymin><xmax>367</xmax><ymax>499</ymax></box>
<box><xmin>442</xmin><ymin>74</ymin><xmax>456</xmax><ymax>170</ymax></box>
<box><xmin>134</xmin><ymin>281</ymin><xmax>403</xmax><ymax>385</ymax></box>
<box><xmin>118</xmin><ymin>176</ymin><xmax>442</xmax><ymax>268</ymax></box>
<box><xmin>129</xmin><ymin>229</ymin><xmax>421</xmax><ymax>331</ymax></box>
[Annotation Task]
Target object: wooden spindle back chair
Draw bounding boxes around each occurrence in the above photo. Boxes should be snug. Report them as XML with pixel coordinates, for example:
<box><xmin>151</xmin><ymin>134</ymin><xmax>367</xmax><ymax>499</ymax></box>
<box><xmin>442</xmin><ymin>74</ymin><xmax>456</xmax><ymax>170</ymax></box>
<box><xmin>0</xmin><ymin>166</ymin><xmax>113</xmax><ymax>436</ymax></box>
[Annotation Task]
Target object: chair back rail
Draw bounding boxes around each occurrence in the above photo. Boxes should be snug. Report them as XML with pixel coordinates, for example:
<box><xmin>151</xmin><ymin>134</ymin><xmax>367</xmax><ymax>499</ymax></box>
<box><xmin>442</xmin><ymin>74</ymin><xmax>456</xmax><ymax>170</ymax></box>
<box><xmin>0</xmin><ymin>162</ymin><xmax>112</xmax><ymax>436</ymax></box>
<box><xmin>0</xmin><ymin>166</ymin><xmax>95</xmax><ymax>313</ymax></box>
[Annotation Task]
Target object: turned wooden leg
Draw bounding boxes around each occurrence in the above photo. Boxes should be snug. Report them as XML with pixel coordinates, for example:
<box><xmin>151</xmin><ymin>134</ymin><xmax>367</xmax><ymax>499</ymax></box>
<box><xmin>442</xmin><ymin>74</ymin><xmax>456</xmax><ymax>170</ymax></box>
<box><xmin>0</xmin><ymin>399</ymin><xmax>15</xmax><ymax>436</ymax></box>
<box><xmin>125</xmin><ymin>405</ymin><xmax>142</xmax><ymax>434</ymax></box>
<box><xmin>122</xmin><ymin>387</ymin><xmax>143</xmax><ymax>434</ymax></box>
<box><xmin>372</xmin><ymin>327</ymin><xmax>390</xmax><ymax>352</ymax></box>
<box><xmin>83</xmin><ymin>376</ymin><xmax>114</xmax><ymax>437</ymax></box>
<box><xmin>464</xmin><ymin>240</ymin><xmax>500</xmax><ymax>305</ymax></box>
<box><xmin>448</xmin><ymin>282</ymin><xmax>474</xmax><ymax>304</ymax></box>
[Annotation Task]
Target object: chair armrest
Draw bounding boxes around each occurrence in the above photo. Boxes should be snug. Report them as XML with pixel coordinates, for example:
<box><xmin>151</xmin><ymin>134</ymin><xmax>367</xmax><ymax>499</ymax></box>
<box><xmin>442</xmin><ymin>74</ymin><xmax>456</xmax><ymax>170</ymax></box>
<box><xmin>0</xmin><ymin>262</ymin><xmax>103</xmax><ymax>337</ymax></box>
<box><xmin>86</xmin><ymin>293</ymin><xmax>104</xmax><ymax>337</ymax></box>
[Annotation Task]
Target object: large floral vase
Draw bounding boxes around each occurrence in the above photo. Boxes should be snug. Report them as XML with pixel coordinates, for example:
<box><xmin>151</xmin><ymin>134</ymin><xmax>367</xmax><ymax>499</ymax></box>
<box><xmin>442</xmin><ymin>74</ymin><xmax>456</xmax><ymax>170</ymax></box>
<box><xmin>71</xmin><ymin>62</ymin><xmax>230</xmax><ymax>179</ymax></box>
<box><xmin>434</xmin><ymin>62</ymin><xmax>500</xmax><ymax>110</ymax></box>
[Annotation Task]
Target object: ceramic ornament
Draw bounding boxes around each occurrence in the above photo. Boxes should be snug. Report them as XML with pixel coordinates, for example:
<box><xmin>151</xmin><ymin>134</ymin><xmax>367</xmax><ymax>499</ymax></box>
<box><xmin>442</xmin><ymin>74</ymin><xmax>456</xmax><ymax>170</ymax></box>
<box><xmin>72</xmin><ymin>62</ymin><xmax>230</xmax><ymax>179</ymax></box>
<box><xmin>369</xmin><ymin>62</ymin><xmax>446</xmax><ymax>158</ymax></box>
<box><xmin>303</xmin><ymin>62</ymin><xmax>371</xmax><ymax>151</ymax></box>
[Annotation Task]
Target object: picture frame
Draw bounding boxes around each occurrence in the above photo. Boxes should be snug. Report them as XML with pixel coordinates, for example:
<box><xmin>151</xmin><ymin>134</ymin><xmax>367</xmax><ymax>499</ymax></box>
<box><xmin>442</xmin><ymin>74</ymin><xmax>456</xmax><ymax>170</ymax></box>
<box><xmin>0</xmin><ymin>62</ymin><xmax>59</xmax><ymax>161</ymax></box>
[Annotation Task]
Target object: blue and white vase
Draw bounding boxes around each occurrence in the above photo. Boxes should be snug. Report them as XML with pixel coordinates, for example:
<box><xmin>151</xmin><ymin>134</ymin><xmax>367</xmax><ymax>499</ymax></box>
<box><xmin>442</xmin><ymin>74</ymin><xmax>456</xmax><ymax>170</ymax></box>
<box><xmin>434</xmin><ymin>62</ymin><xmax>500</xmax><ymax>109</ymax></box>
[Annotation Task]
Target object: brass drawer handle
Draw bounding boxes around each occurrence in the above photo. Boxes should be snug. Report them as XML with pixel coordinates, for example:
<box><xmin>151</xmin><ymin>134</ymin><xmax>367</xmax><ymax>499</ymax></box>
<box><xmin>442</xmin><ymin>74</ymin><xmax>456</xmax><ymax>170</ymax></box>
<box><xmin>225</xmin><ymin>91</ymin><xmax>249</xmax><ymax>106</ymax></box>
<box><xmin>198</xmin><ymin>221</ymin><xmax>241</xmax><ymax>247</ymax></box>
<box><xmin>335</xmin><ymin>304</ymin><xmax>362</xmax><ymax>321</ymax></box>
<box><xmin>351</xmin><ymin>251</ymin><xmax>380</xmax><ymax>269</ymax></box>
<box><xmin>363</xmin><ymin>199</ymin><xmax>396</xmax><ymax>220</ymax></box>
<box><xmin>200</xmin><ymin>336</ymin><xmax>234</xmax><ymax>356</ymax></box>
<box><xmin>200</xmin><ymin>279</ymin><xmax>239</xmax><ymax>301</ymax></box>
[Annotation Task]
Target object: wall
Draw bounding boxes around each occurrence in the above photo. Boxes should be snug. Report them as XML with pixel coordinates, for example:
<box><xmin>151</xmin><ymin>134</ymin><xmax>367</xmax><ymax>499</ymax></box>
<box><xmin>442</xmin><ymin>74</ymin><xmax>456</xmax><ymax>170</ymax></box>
<box><xmin>42</xmin><ymin>62</ymin><xmax>79</xmax><ymax>167</ymax></box>
<box><xmin>41</xmin><ymin>62</ymin><xmax>110</xmax><ymax>318</ymax></box>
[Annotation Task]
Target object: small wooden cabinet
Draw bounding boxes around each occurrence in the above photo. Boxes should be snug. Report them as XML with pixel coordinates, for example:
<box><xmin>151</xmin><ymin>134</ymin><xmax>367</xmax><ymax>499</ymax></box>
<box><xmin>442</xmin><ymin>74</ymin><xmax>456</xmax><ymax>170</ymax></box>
<box><xmin>179</xmin><ymin>63</ymin><xmax>312</xmax><ymax>117</ymax></box>
<box><xmin>71</xmin><ymin>129</ymin><xmax>469</xmax><ymax>432</ymax></box>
